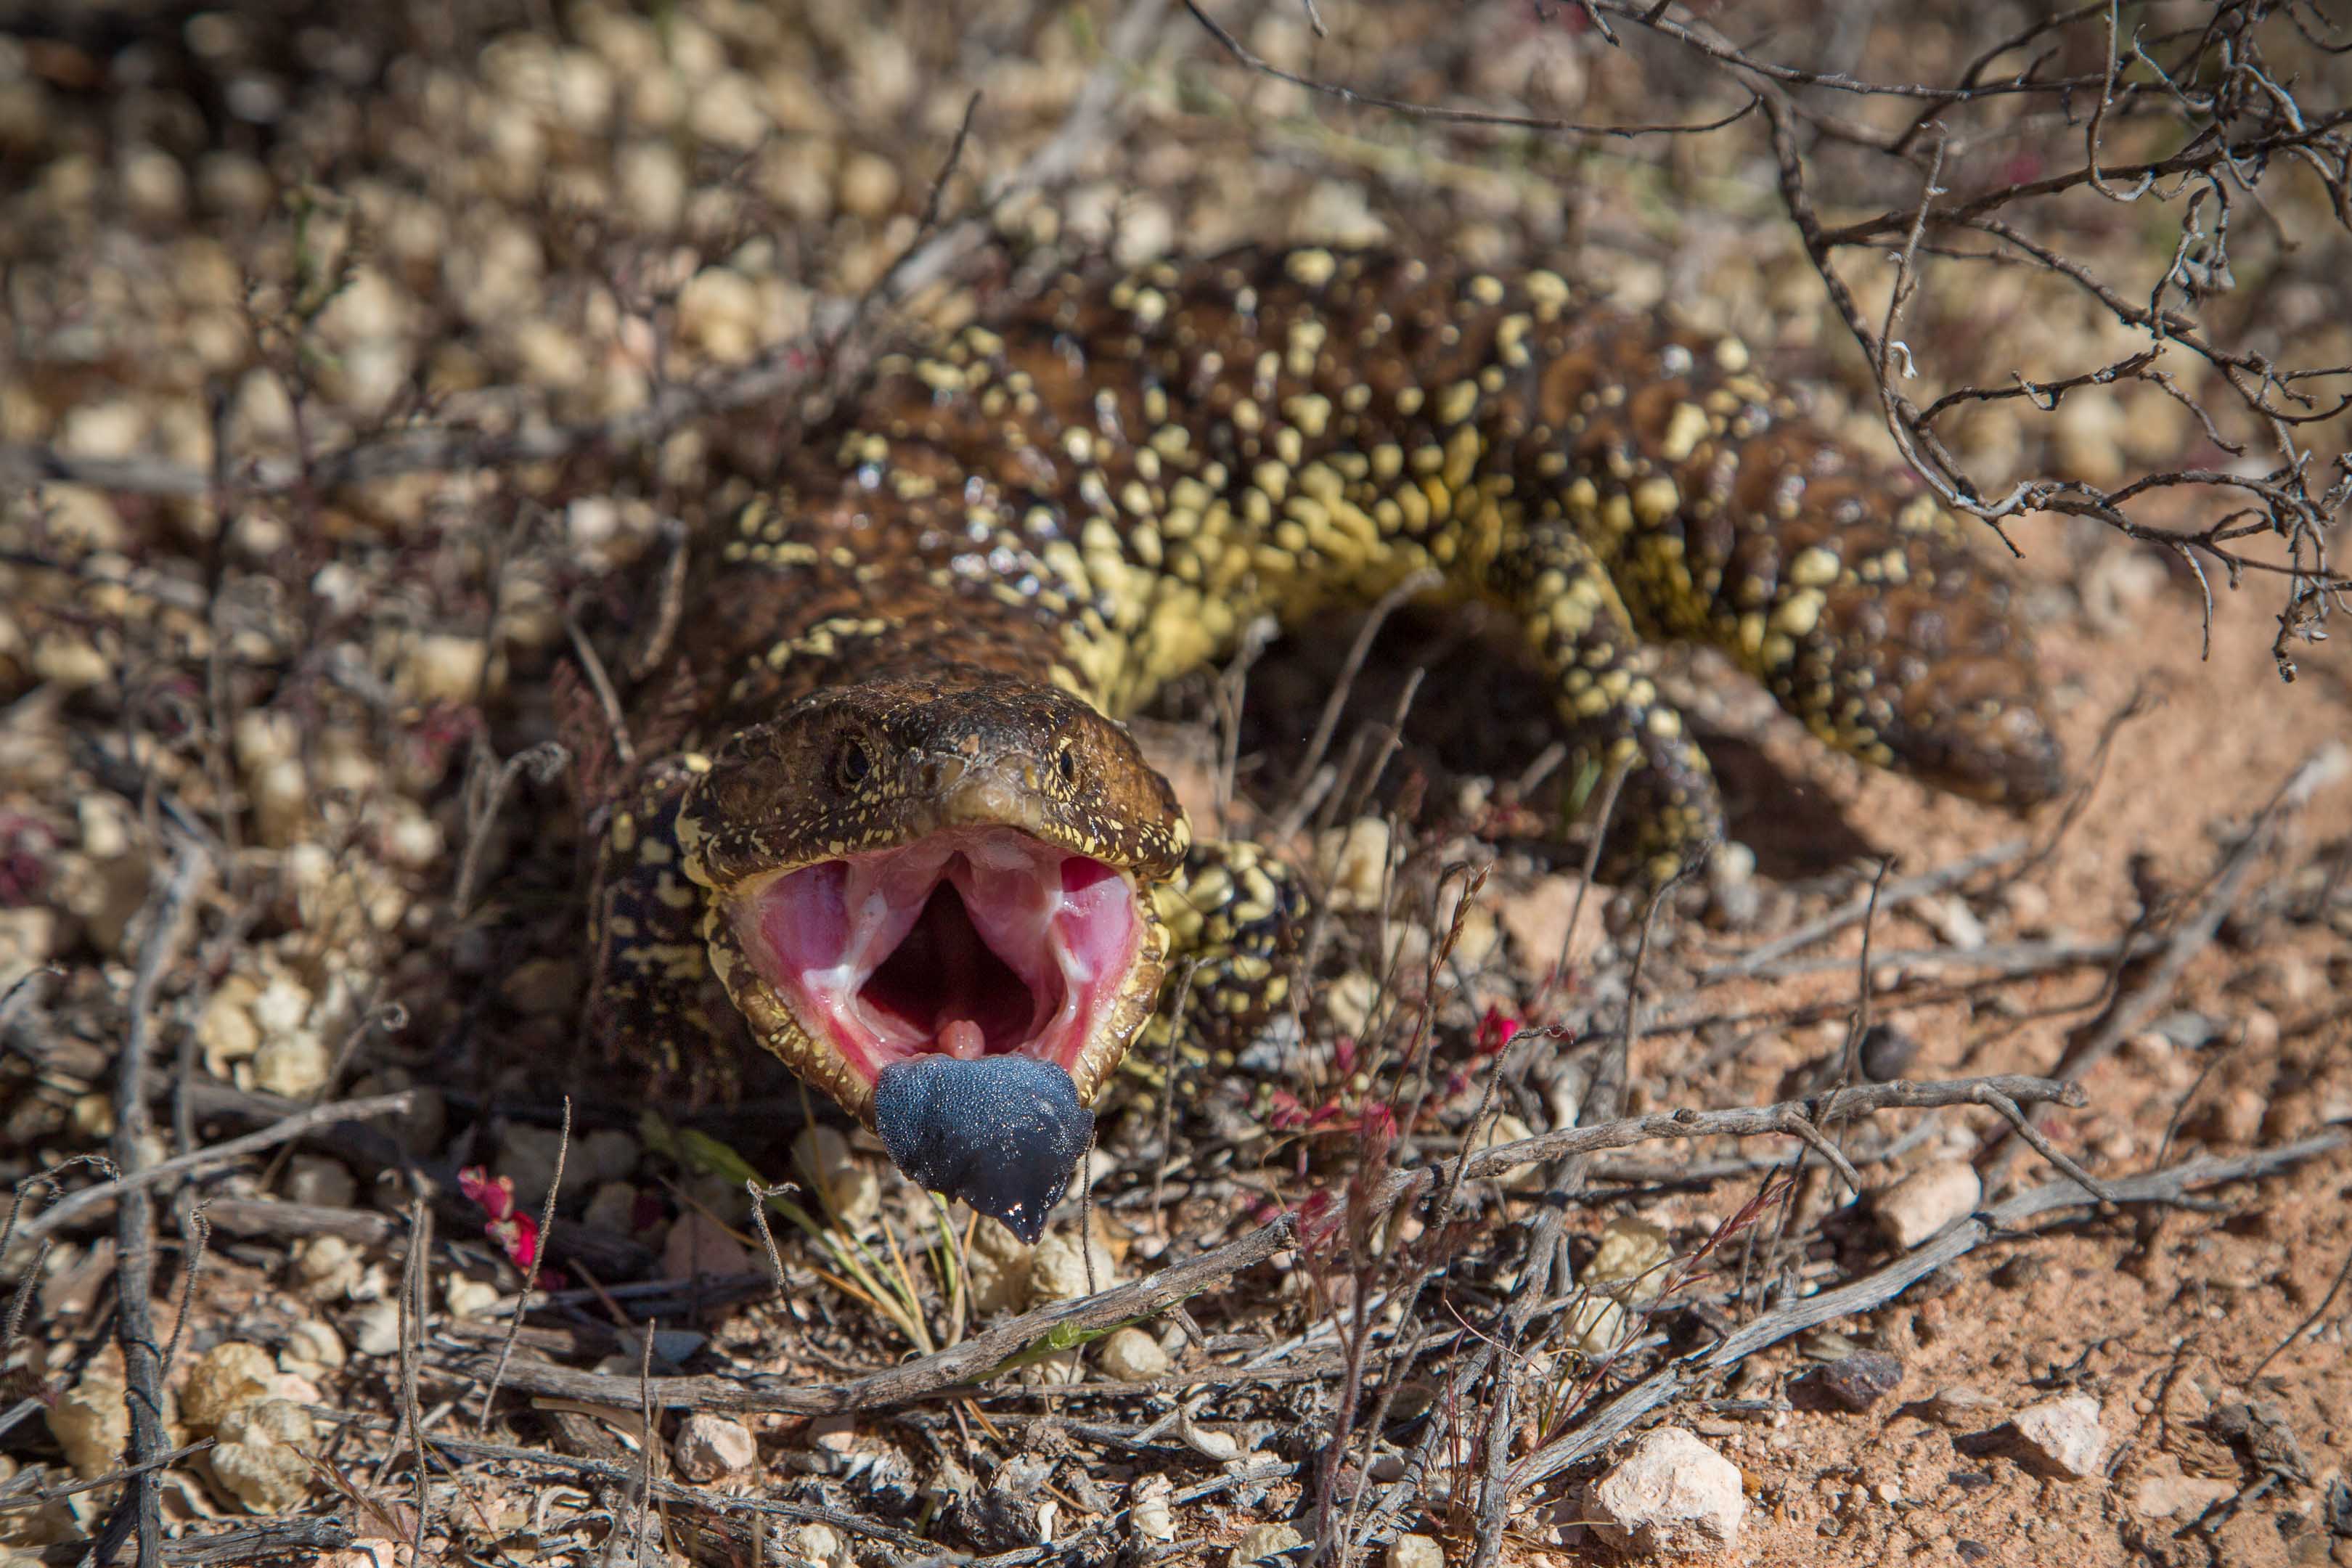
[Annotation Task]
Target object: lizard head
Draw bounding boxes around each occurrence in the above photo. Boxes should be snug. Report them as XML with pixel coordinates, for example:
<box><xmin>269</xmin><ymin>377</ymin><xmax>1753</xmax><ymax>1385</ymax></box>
<box><xmin>676</xmin><ymin>666</ymin><xmax>1188</xmax><ymax>1241</ymax></box>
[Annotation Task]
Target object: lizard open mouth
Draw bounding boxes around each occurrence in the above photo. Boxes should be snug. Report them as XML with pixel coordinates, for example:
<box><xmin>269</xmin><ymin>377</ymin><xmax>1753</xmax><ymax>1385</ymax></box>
<box><xmin>727</xmin><ymin>826</ymin><xmax>1142</xmax><ymax>1090</ymax></box>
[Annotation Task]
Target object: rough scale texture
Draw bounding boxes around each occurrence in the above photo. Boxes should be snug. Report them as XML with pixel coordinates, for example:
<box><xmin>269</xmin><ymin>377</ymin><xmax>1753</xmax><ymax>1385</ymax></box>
<box><xmin>587</xmin><ymin>244</ymin><xmax>2064</xmax><ymax>1114</ymax></box>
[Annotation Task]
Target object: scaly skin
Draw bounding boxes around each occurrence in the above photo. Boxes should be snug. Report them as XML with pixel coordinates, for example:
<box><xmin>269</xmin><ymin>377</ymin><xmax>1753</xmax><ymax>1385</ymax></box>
<box><xmin>586</xmin><ymin>245</ymin><xmax>2065</xmax><ymax>1226</ymax></box>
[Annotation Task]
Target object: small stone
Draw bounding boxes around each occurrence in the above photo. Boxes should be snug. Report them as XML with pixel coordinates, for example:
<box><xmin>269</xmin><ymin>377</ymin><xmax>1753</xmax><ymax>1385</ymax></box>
<box><xmin>663</xmin><ymin>1209</ymin><xmax>754</xmax><ymax>1278</ymax></box>
<box><xmin>1567</xmin><ymin>1295</ymin><xmax>1631</xmax><ymax>1357</ymax></box>
<box><xmin>0</xmin><ymin>906</ymin><xmax>58</xmax><ymax>993</ymax></box>
<box><xmin>1870</xmin><ymin>1160</ymin><xmax>1981</xmax><ymax>1249</ymax></box>
<box><xmin>787</xmin><ymin>1522</ymin><xmax>850</xmax><ymax>1568</ymax></box>
<box><xmin>616</xmin><ymin>139</ymin><xmax>686</xmax><ymax>229</ymax></box>
<box><xmin>197</xmin><ymin>980</ymin><xmax>263</xmax><ymax>1076</ymax></box>
<box><xmin>48</xmin><ymin>1373</ymin><xmax>129</xmax><ymax>1479</ymax></box>
<box><xmin>2052</xmin><ymin>389</ymin><xmax>2128</xmax><ymax>488</ymax></box>
<box><xmin>444</xmin><ymin>1275</ymin><xmax>500</xmax><ymax>1318</ymax></box>
<box><xmin>1387</xmin><ymin>1533</ymin><xmax>1445</xmax><ymax>1568</ymax></box>
<box><xmin>282</xmin><ymin>1156</ymin><xmax>356</xmax><ymax>1209</ymax></box>
<box><xmin>32</xmin><ymin>635</ymin><xmax>110</xmax><ymax>690</ymax></box>
<box><xmin>1317</xmin><ymin>818</ymin><xmax>1393</xmax><ymax>911</ymax></box>
<box><xmin>1707</xmin><ymin>841</ymin><xmax>1761</xmax><ymax>928</ymax></box>
<box><xmin>687</xmin><ymin>71</ymin><xmax>770</xmax><ymax>150</ymax></box>
<box><xmin>2081</xmin><ymin>545</ymin><xmax>2172</xmax><ymax>637</ymax></box>
<box><xmin>181</xmin><ymin>1342</ymin><xmax>279</xmax><ymax>1435</ymax></box>
<box><xmin>795</xmin><ymin>1124</ymin><xmax>881</xmax><ymax>1229</ymax></box>
<box><xmin>2200</xmin><ymin>1085</ymin><xmax>2267</xmax><ymax>1146</ymax></box>
<box><xmin>1857</xmin><ymin>1024</ymin><xmax>1922</xmax><ymax>1082</ymax></box>
<box><xmin>400</xmin><ymin>632</ymin><xmax>488</xmax><ymax>706</ymax></box>
<box><xmin>291</xmin><ymin>1236</ymin><xmax>369</xmax><ymax>1307</ymax></box>
<box><xmin>56</xmin><ymin>400</ymin><xmax>147</xmax><ymax>460</ymax></box>
<box><xmin>583</xmin><ymin>1180</ymin><xmax>640</xmax><ymax>1236</ymax></box>
<box><xmin>678</xmin><ymin>266</ymin><xmax>764</xmax><ymax>364</ymax></box>
<box><xmin>964</xmin><ymin>1214</ymin><xmax>1035</xmax><ymax>1313</ymax></box>
<box><xmin>279</xmin><ymin>1320</ymin><xmax>346</xmax><ymax>1379</ymax></box>
<box><xmin>1583</xmin><ymin>1426</ymin><xmax>1745</xmax><ymax>1556</ymax></box>
<box><xmin>2133</xmin><ymin>1462</ymin><xmax>2236</xmax><ymax>1520</ymax></box>
<box><xmin>838</xmin><ymin>152</ymin><xmax>900</xmax><ymax>220</ymax></box>
<box><xmin>251</xmin><ymin>1026</ymin><xmax>330</xmax><ymax>1098</ymax></box>
<box><xmin>1806</xmin><ymin>1350</ymin><xmax>1905</xmax><ymax>1413</ymax></box>
<box><xmin>1990</xmin><ymin>1253</ymin><xmax>2048</xmax><ymax>1290</ymax></box>
<box><xmin>351</xmin><ymin>1300</ymin><xmax>404</xmax><ymax>1357</ymax></box>
<box><xmin>2149</xmin><ymin>1010</ymin><xmax>2220</xmax><ymax>1052</ymax></box>
<box><xmin>1495</xmin><ymin>879</ymin><xmax>1609</xmax><ymax>973</ymax></box>
<box><xmin>1924</xmin><ymin>1385</ymin><xmax>2001</xmax><ymax>1426</ymax></box>
<box><xmin>576</xmin><ymin>1129</ymin><xmax>640</xmax><ymax>1187</ymax></box>
<box><xmin>1114</xmin><ymin>197</ymin><xmax>1175</xmax><ymax>266</ymax></box>
<box><xmin>1323</xmin><ymin>970</ymin><xmax>1381</xmax><ymax>1037</ymax></box>
<box><xmin>210</xmin><ymin>1400</ymin><xmax>315</xmax><ymax>1512</ymax></box>
<box><xmin>1585</xmin><ymin>1217</ymin><xmax>1674</xmax><ymax>1300</ymax></box>
<box><xmin>1229</xmin><ymin>1522</ymin><xmax>1304</xmax><ymax>1568</ymax></box>
<box><xmin>2007</xmin><ymin>1393</ymin><xmax>2110</xmax><ymax>1479</ymax></box>
<box><xmin>1470</xmin><ymin>1113</ymin><xmax>1540</xmax><ymax>1191</ymax></box>
<box><xmin>673</xmin><ymin>1413</ymin><xmax>759</xmax><ymax>1482</ymax></box>
<box><xmin>1130</xmin><ymin>1474</ymin><xmax>1177</xmax><ymax>1542</ymax></box>
<box><xmin>1291</xmin><ymin>179</ymin><xmax>1388</xmax><ymax>246</ymax></box>
<box><xmin>1096</xmin><ymin>1326</ymin><xmax>1170</xmax><ymax>1381</ymax></box>
<box><xmin>1030</xmin><ymin>1228</ymin><xmax>1118</xmax><ymax>1302</ymax></box>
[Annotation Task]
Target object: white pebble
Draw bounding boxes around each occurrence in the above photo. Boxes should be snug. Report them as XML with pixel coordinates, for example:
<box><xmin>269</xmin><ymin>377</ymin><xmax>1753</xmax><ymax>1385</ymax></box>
<box><xmin>1130</xmin><ymin>1474</ymin><xmax>1177</xmax><ymax>1541</ymax></box>
<box><xmin>279</xmin><ymin>1320</ymin><xmax>347</xmax><ymax>1377</ymax></box>
<box><xmin>1029</xmin><ymin>1228</ymin><xmax>1118</xmax><ymax>1302</ymax></box>
<box><xmin>2009</xmin><ymin>1394</ymin><xmax>2110</xmax><ymax>1479</ymax></box>
<box><xmin>1095</xmin><ymin>1326</ymin><xmax>1169</xmax><ymax>1381</ymax></box>
<box><xmin>351</xmin><ymin>1299</ymin><xmax>404</xmax><ymax>1357</ymax></box>
<box><xmin>1316</xmin><ymin>817</ymin><xmax>1393</xmax><ymax>911</ymax></box>
<box><xmin>672</xmin><ymin>1413</ymin><xmax>759</xmax><ymax>1482</ymax></box>
<box><xmin>1228</xmin><ymin>1522</ymin><xmax>1303</xmax><ymax>1568</ymax></box>
<box><xmin>1387</xmin><ymin>1534</ymin><xmax>1444</xmax><ymax>1568</ymax></box>
<box><xmin>1583</xmin><ymin>1426</ymin><xmax>1745</xmax><ymax>1556</ymax></box>
<box><xmin>210</xmin><ymin>1400</ymin><xmax>316</xmax><ymax>1513</ymax></box>
<box><xmin>1869</xmin><ymin>1159</ymin><xmax>1981</xmax><ymax>1249</ymax></box>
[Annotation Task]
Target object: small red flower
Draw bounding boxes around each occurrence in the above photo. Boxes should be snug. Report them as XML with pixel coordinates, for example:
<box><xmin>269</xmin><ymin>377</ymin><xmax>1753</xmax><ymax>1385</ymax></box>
<box><xmin>458</xmin><ymin>1165</ymin><xmax>558</xmax><ymax>1283</ymax></box>
<box><xmin>1475</xmin><ymin>1005</ymin><xmax>1522</xmax><ymax>1056</ymax></box>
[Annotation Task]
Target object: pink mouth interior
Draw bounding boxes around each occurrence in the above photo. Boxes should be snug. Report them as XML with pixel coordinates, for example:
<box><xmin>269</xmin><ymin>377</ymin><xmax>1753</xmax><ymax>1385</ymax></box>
<box><xmin>731</xmin><ymin>828</ymin><xmax>1140</xmax><ymax>1086</ymax></box>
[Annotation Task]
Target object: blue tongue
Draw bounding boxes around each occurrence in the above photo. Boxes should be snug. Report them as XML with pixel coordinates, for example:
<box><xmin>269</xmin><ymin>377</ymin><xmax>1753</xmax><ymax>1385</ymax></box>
<box><xmin>872</xmin><ymin>1054</ymin><xmax>1094</xmax><ymax>1244</ymax></box>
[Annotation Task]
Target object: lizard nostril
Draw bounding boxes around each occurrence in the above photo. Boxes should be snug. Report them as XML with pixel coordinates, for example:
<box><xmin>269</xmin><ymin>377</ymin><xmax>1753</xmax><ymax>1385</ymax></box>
<box><xmin>919</xmin><ymin>761</ymin><xmax>943</xmax><ymax>793</ymax></box>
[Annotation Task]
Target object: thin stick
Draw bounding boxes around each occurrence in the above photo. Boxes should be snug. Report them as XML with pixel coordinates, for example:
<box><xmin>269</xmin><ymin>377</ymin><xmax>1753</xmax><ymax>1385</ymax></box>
<box><xmin>2248</xmin><ymin>1238</ymin><xmax>2352</xmax><ymax>1384</ymax></box>
<box><xmin>1703</xmin><ymin>840</ymin><xmax>2021</xmax><ymax>984</ymax></box>
<box><xmin>15</xmin><ymin>1091</ymin><xmax>417</xmax><ymax>1246</ymax></box>
<box><xmin>454</xmin><ymin>741</ymin><xmax>570</xmax><ymax>916</ymax></box>
<box><xmin>480</xmin><ymin>1096</ymin><xmax>571</xmax><ymax>1428</ymax></box>
<box><xmin>399</xmin><ymin>1191</ymin><xmax>433</xmax><ymax>1561</ymax></box>
<box><xmin>565</xmin><ymin>606</ymin><xmax>635</xmax><ymax>769</ymax></box>
<box><xmin>104</xmin><ymin>840</ymin><xmax>206</xmax><ymax>1568</ymax></box>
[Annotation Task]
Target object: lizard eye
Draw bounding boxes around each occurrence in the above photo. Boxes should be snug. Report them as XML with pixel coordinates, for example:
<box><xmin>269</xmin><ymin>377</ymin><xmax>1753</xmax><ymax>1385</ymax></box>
<box><xmin>1055</xmin><ymin>746</ymin><xmax>1078</xmax><ymax>786</ymax></box>
<box><xmin>836</xmin><ymin>740</ymin><xmax>873</xmax><ymax>791</ymax></box>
